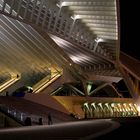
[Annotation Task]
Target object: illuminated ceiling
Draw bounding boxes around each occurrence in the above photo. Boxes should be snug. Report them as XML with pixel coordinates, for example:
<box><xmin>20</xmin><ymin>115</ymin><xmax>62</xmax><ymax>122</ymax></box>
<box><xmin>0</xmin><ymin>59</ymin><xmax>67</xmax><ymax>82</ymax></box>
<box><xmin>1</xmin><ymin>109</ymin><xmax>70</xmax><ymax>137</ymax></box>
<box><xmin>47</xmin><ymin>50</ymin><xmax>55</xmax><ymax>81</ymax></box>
<box><xmin>0</xmin><ymin>0</ymin><xmax>121</xmax><ymax>91</ymax></box>
<box><xmin>59</xmin><ymin>0</ymin><xmax>117</xmax><ymax>39</ymax></box>
<box><xmin>0</xmin><ymin>14</ymin><xmax>61</xmax><ymax>74</ymax></box>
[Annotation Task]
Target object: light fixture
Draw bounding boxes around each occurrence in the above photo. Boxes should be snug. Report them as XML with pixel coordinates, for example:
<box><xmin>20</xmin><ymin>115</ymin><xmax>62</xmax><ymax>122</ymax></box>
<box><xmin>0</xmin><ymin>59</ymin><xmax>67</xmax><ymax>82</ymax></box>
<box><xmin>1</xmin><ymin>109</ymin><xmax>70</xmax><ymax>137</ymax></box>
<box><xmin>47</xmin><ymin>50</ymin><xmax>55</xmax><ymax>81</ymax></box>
<box><xmin>95</xmin><ymin>37</ymin><xmax>104</xmax><ymax>43</ymax></box>
<box><xmin>71</xmin><ymin>15</ymin><xmax>81</xmax><ymax>20</ymax></box>
<box><xmin>84</xmin><ymin>102</ymin><xmax>88</xmax><ymax>107</ymax></box>
<box><xmin>56</xmin><ymin>2</ymin><xmax>66</xmax><ymax>8</ymax></box>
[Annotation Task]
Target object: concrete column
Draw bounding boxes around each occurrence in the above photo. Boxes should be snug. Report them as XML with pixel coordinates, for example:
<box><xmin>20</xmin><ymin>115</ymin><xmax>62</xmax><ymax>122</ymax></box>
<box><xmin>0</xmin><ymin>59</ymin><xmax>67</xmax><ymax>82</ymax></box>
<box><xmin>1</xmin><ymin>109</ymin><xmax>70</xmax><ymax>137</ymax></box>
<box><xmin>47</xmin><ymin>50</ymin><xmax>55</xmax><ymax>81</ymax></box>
<box><xmin>63</xmin><ymin>18</ymin><xmax>70</xmax><ymax>37</ymax></box>
<box><xmin>58</xmin><ymin>16</ymin><xmax>65</xmax><ymax>34</ymax></box>
<box><xmin>69</xmin><ymin>19</ymin><xmax>77</xmax><ymax>38</ymax></box>
<box><xmin>82</xmin><ymin>80</ymin><xmax>88</xmax><ymax>96</ymax></box>
<box><xmin>9</xmin><ymin>0</ymin><xmax>15</xmax><ymax>14</ymax></box>
<box><xmin>23</xmin><ymin>0</ymin><xmax>30</xmax><ymax>19</ymax></box>
<box><xmin>30</xmin><ymin>0</ymin><xmax>37</xmax><ymax>22</ymax></box>
<box><xmin>36</xmin><ymin>0</ymin><xmax>45</xmax><ymax>25</ymax></box>
<box><xmin>53</xmin><ymin>7</ymin><xmax>62</xmax><ymax>32</ymax></box>
<box><xmin>47</xmin><ymin>5</ymin><xmax>54</xmax><ymax>30</ymax></box>
<box><xmin>1</xmin><ymin>0</ymin><xmax>7</xmax><ymax>12</ymax></box>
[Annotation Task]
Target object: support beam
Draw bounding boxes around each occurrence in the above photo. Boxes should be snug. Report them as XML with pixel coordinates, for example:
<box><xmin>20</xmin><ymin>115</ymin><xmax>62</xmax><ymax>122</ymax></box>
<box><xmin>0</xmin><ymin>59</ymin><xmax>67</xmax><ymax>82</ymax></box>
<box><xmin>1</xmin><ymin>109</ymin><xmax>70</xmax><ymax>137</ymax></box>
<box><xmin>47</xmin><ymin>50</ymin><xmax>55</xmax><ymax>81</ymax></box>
<box><xmin>67</xmin><ymin>84</ymin><xmax>85</xmax><ymax>96</ymax></box>
<box><xmin>118</xmin><ymin>65</ymin><xmax>140</xmax><ymax>102</ymax></box>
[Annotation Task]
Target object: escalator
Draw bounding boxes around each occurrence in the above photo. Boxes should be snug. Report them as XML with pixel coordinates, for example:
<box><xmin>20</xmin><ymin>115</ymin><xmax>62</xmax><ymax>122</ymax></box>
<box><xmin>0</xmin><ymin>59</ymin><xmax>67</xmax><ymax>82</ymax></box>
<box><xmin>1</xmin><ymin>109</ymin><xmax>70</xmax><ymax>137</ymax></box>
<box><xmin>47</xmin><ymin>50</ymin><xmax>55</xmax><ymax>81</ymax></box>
<box><xmin>0</xmin><ymin>106</ymin><xmax>23</xmax><ymax>128</ymax></box>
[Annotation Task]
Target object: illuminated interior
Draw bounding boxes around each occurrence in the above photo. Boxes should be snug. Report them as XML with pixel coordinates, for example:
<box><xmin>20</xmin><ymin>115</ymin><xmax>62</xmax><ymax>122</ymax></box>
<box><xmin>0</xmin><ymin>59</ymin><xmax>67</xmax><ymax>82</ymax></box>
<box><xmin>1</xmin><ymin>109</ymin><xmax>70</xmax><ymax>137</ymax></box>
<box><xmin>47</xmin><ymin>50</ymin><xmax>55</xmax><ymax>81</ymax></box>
<box><xmin>0</xmin><ymin>0</ymin><xmax>140</xmax><ymax>119</ymax></box>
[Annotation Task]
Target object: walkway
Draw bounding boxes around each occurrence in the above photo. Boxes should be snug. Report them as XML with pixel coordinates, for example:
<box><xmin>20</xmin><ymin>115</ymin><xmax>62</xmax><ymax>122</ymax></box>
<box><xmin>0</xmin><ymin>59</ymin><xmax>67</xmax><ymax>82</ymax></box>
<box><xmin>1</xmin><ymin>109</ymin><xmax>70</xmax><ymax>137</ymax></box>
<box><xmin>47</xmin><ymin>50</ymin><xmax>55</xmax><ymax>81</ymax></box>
<box><xmin>0</xmin><ymin>119</ymin><xmax>120</xmax><ymax>140</ymax></box>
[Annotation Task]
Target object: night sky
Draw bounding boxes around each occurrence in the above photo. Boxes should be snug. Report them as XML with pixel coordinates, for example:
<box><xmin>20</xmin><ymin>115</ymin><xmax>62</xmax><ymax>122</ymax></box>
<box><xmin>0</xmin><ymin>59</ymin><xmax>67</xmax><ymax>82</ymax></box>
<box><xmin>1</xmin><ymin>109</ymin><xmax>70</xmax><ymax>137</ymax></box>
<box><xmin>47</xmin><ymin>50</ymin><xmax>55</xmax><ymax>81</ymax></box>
<box><xmin>120</xmin><ymin>1</ymin><xmax>140</xmax><ymax>61</ymax></box>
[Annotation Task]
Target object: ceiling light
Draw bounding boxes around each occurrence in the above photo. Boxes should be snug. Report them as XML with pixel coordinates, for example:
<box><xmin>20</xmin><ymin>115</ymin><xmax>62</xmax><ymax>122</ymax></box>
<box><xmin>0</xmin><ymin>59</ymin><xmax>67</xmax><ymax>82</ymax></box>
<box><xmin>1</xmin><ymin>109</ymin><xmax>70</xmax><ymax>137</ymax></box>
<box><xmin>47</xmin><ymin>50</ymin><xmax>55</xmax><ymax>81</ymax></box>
<box><xmin>56</xmin><ymin>2</ymin><xmax>66</xmax><ymax>8</ymax></box>
<box><xmin>95</xmin><ymin>37</ymin><xmax>104</xmax><ymax>43</ymax></box>
<box><xmin>71</xmin><ymin>15</ymin><xmax>81</xmax><ymax>20</ymax></box>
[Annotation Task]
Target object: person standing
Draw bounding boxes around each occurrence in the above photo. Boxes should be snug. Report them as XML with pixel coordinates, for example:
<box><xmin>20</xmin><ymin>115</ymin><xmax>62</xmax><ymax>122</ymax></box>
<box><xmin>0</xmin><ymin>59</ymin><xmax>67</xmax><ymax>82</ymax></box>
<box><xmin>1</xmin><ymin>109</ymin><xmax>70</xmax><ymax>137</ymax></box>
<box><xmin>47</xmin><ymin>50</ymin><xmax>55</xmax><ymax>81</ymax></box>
<box><xmin>38</xmin><ymin>117</ymin><xmax>43</xmax><ymax>125</ymax></box>
<box><xmin>24</xmin><ymin>117</ymin><xmax>32</xmax><ymax>126</ymax></box>
<box><xmin>48</xmin><ymin>113</ymin><xmax>53</xmax><ymax>125</ymax></box>
<box><xmin>5</xmin><ymin>91</ymin><xmax>9</xmax><ymax>96</ymax></box>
